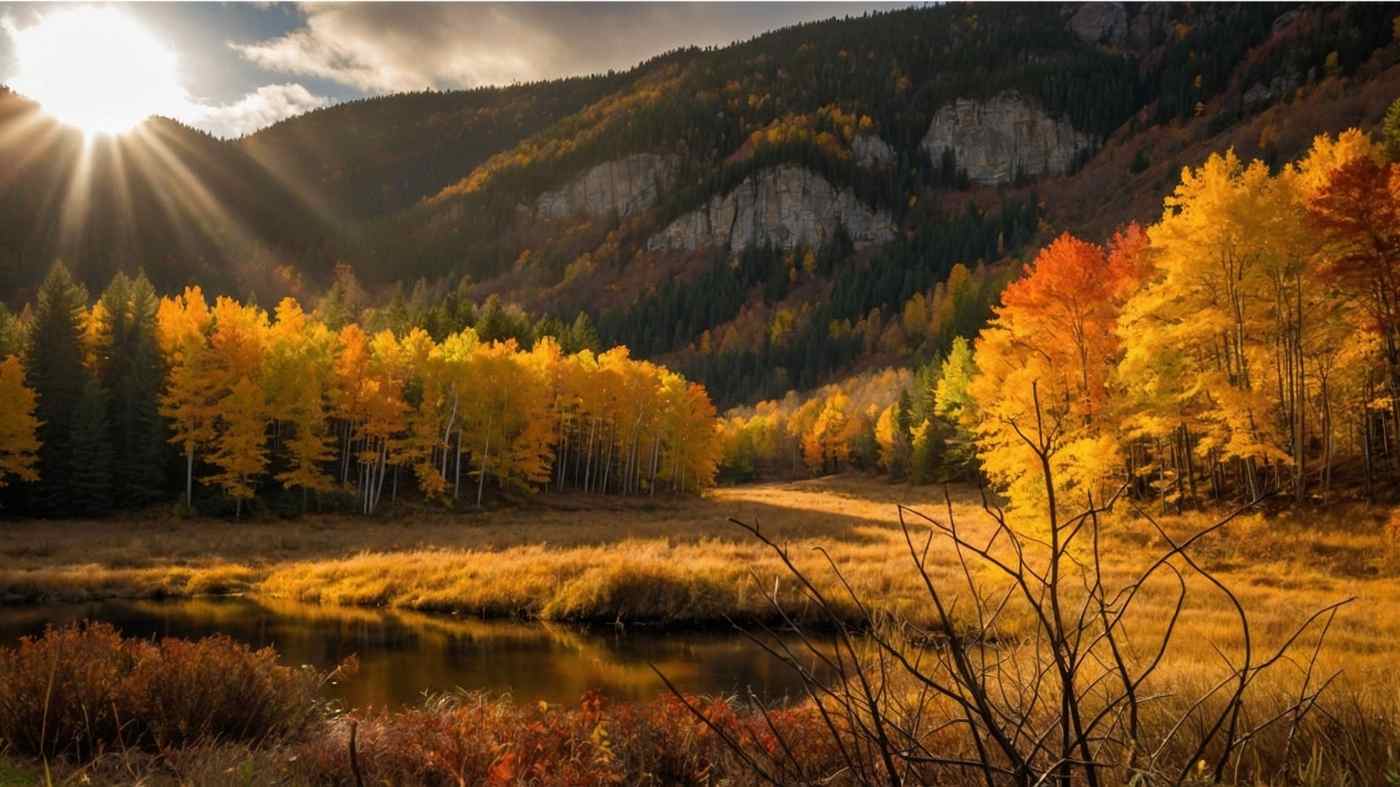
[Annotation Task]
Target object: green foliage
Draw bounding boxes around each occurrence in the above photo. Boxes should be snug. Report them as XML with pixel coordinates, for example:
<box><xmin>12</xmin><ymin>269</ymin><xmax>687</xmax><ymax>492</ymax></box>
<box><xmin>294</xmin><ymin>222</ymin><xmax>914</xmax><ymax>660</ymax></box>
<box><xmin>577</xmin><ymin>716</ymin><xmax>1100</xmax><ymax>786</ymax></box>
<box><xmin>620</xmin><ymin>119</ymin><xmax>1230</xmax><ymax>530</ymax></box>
<box><xmin>474</xmin><ymin>295</ymin><xmax>535</xmax><ymax>345</ymax></box>
<box><xmin>98</xmin><ymin>274</ymin><xmax>169</xmax><ymax>508</ymax></box>
<box><xmin>1384</xmin><ymin>97</ymin><xmax>1400</xmax><ymax>163</ymax></box>
<box><xmin>933</xmin><ymin>337</ymin><xmax>979</xmax><ymax>475</ymax></box>
<box><xmin>0</xmin><ymin>304</ymin><xmax>20</xmax><ymax>358</ymax></box>
<box><xmin>68</xmin><ymin>377</ymin><xmax>114</xmax><ymax>515</ymax></box>
<box><xmin>22</xmin><ymin>264</ymin><xmax>92</xmax><ymax>516</ymax></box>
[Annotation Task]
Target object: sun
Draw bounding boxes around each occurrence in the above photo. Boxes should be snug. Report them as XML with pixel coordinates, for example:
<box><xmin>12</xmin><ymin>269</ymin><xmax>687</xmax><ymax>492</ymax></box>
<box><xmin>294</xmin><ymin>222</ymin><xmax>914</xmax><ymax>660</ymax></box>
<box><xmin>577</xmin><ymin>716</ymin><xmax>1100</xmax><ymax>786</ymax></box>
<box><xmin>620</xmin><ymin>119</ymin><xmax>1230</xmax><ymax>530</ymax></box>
<box><xmin>5</xmin><ymin>7</ymin><xmax>192</xmax><ymax>135</ymax></box>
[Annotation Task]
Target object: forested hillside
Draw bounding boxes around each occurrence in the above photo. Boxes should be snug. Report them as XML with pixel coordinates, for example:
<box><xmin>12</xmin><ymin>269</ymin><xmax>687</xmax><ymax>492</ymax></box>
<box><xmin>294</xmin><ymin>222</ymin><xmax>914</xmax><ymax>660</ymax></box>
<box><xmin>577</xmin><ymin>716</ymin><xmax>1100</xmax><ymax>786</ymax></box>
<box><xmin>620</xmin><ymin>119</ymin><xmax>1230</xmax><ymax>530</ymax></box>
<box><xmin>719</xmin><ymin>123</ymin><xmax>1400</xmax><ymax>511</ymax></box>
<box><xmin>3</xmin><ymin>2</ymin><xmax>1400</xmax><ymax>414</ymax></box>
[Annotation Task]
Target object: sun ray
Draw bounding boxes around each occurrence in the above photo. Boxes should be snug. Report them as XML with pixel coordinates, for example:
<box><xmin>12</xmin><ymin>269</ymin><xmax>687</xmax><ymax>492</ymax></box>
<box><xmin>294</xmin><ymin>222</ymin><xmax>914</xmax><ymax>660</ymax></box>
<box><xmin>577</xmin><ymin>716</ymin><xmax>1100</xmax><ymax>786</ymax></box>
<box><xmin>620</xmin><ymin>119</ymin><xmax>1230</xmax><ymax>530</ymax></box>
<box><xmin>5</xmin><ymin>8</ymin><xmax>192</xmax><ymax>136</ymax></box>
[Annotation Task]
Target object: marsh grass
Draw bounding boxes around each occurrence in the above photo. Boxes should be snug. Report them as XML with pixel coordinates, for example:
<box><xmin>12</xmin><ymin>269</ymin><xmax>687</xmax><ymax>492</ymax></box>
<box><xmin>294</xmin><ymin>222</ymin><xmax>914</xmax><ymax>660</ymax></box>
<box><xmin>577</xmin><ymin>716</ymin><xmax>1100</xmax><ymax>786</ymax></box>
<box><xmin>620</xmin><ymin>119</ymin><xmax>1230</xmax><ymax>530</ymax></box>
<box><xmin>3</xmin><ymin>479</ymin><xmax>1400</xmax><ymax>782</ymax></box>
<box><xmin>2</xmin><ymin>480</ymin><xmax>1397</xmax><ymax>653</ymax></box>
<box><xmin>2</xmin><ymin>467</ymin><xmax>1400</xmax><ymax>778</ymax></box>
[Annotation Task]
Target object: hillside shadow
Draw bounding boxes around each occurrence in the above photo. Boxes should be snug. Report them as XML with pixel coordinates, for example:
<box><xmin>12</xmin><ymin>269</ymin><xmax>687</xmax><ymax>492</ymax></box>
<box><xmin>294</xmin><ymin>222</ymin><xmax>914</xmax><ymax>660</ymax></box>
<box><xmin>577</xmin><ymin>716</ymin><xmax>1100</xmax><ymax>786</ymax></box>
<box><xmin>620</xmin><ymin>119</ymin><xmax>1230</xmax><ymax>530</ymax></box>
<box><xmin>0</xmin><ymin>480</ymin><xmax>918</xmax><ymax>571</ymax></box>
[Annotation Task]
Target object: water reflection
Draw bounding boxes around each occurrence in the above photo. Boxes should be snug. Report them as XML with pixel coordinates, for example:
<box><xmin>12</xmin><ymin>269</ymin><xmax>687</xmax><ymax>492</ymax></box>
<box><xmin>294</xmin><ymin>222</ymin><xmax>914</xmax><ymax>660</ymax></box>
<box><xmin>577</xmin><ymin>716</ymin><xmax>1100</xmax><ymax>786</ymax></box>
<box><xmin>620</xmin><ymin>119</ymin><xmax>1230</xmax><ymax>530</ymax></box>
<box><xmin>0</xmin><ymin>597</ymin><xmax>836</xmax><ymax>709</ymax></box>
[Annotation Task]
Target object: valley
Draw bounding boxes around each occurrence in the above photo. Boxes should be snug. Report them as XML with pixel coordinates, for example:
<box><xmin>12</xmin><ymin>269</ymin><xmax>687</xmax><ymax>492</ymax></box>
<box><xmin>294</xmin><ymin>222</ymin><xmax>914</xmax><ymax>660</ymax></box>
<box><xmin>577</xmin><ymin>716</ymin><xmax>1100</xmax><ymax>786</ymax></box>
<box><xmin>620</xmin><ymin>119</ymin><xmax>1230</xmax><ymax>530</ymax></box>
<box><xmin>4</xmin><ymin>2</ymin><xmax>1400</xmax><ymax>783</ymax></box>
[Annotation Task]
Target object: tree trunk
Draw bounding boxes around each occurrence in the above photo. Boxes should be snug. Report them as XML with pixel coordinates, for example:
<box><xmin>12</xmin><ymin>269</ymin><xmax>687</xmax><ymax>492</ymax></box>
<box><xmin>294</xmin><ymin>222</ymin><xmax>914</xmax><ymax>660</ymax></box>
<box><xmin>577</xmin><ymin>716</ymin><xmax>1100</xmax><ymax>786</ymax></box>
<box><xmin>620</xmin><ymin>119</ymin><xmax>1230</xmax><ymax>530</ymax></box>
<box><xmin>476</xmin><ymin>416</ymin><xmax>492</xmax><ymax>508</ymax></box>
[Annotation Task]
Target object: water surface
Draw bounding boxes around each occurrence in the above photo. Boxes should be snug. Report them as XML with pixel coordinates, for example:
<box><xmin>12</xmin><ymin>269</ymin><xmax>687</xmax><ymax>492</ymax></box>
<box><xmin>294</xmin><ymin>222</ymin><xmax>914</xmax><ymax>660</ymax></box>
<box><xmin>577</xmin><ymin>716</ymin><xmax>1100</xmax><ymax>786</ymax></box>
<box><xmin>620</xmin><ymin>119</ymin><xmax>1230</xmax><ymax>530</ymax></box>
<box><xmin>0</xmin><ymin>596</ymin><xmax>835</xmax><ymax>709</ymax></box>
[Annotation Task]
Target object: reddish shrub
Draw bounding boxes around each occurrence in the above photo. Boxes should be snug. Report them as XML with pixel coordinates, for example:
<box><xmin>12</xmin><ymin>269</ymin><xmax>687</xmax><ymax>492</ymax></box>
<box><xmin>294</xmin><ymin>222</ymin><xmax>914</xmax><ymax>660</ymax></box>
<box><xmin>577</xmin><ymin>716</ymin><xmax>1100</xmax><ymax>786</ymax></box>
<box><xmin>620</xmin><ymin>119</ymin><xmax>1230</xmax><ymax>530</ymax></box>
<box><xmin>0</xmin><ymin>622</ymin><xmax>329</xmax><ymax>760</ymax></box>
<box><xmin>296</xmin><ymin>690</ymin><xmax>850</xmax><ymax>786</ymax></box>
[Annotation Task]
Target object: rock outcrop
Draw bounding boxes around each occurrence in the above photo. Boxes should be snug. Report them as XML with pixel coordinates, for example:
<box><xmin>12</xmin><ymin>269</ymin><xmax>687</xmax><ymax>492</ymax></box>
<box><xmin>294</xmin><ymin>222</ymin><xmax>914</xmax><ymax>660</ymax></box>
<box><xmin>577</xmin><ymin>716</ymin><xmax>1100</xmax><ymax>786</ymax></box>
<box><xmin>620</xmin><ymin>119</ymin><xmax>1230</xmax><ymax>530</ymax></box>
<box><xmin>536</xmin><ymin>153</ymin><xmax>678</xmax><ymax>220</ymax></box>
<box><xmin>920</xmin><ymin>93</ymin><xmax>1092</xmax><ymax>185</ymax></box>
<box><xmin>852</xmin><ymin>134</ymin><xmax>896</xmax><ymax>170</ymax></box>
<box><xmin>646</xmin><ymin>165</ymin><xmax>896</xmax><ymax>253</ymax></box>
<box><xmin>1068</xmin><ymin>2</ymin><xmax>1127</xmax><ymax>47</ymax></box>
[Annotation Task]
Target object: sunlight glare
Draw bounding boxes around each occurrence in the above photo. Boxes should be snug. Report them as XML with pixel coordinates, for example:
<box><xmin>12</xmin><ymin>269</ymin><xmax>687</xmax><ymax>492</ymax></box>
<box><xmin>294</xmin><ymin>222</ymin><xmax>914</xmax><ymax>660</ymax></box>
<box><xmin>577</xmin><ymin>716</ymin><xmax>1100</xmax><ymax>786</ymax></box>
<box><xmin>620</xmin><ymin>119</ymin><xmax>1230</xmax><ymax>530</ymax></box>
<box><xmin>5</xmin><ymin>8</ymin><xmax>192</xmax><ymax>135</ymax></box>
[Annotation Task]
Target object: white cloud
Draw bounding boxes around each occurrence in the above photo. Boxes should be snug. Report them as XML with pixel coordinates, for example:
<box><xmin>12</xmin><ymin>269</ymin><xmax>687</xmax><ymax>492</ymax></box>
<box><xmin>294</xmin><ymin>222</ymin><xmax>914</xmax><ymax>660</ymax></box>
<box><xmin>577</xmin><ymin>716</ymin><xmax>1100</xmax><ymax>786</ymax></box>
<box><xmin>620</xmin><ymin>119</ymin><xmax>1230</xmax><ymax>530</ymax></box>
<box><xmin>232</xmin><ymin>3</ymin><xmax>889</xmax><ymax>94</ymax></box>
<box><xmin>186</xmin><ymin>82</ymin><xmax>329</xmax><ymax>138</ymax></box>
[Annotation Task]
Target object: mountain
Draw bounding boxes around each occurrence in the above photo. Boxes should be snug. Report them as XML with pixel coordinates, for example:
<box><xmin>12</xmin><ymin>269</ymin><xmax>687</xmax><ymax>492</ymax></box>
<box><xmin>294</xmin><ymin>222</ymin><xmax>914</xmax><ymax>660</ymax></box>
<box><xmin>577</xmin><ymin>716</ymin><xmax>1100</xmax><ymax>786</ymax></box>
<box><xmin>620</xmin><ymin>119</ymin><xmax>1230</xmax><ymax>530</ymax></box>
<box><xmin>3</xmin><ymin>2</ymin><xmax>1398</xmax><ymax>407</ymax></box>
<box><xmin>0</xmin><ymin>87</ymin><xmax>327</xmax><ymax>299</ymax></box>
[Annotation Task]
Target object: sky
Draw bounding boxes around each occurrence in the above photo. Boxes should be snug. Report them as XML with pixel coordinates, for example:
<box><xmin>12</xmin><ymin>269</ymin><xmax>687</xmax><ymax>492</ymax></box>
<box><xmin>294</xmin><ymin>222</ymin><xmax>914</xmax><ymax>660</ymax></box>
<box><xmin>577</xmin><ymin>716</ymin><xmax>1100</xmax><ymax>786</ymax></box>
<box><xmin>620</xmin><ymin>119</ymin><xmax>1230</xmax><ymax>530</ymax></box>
<box><xmin>0</xmin><ymin>2</ymin><xmax>899</xmax><ymax>139</ymax></box>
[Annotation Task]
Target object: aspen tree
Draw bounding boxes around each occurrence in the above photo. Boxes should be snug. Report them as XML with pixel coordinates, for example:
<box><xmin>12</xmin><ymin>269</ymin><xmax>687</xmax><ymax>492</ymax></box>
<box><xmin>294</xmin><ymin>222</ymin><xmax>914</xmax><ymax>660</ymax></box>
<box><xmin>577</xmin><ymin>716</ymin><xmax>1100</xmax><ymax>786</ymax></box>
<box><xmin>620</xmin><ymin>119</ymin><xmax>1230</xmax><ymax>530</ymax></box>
<box><xmin>0</xmin><ymin>356</ymin><xmax>40</xmax><ymax>490</ymax></box>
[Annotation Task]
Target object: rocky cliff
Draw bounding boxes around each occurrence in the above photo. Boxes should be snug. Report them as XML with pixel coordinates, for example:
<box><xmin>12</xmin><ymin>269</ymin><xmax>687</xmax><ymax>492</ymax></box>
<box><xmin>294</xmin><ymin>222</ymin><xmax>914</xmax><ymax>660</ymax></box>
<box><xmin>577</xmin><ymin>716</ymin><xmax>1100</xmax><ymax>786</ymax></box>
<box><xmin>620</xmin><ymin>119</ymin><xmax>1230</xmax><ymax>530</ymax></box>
<box><xmin>536</xmin><ymin>153</ymin><xmax>679</xmax><ymax>220</ymax></box>
<box><xmin>852</xmin><ymin>134</ymin><xmax>896</xmax><ymax>170</ymax></box>
<box><xmin>920</xmin><ymin>93</ymin><xmax>1093</xmax><ymax>185</ymax></box>
<box><xmin>645</xmin><ymin>165</ymin><xmax>897</xmax><ymax>253</ymax></box>
<box><xmin>1068</xmin><ymin>2</ymin><xmax>1128</xmax><ymax>47</ymax></box>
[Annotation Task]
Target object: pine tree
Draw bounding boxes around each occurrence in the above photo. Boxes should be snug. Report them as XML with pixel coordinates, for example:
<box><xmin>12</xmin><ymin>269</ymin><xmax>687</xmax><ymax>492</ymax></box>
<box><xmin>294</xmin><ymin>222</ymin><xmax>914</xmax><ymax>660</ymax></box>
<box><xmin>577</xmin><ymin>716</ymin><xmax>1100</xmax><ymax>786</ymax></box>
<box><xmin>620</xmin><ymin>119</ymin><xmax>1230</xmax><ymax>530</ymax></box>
<box><xmin>0</xmin><ymin>304</ymin><xmax>21</xmax><ymax>358</ymax></box>
<box><xmin>24</xmin><ymin>263</ymin><xmax>91</xmax><ymax>516</ymax></box>
<box><xmin>101</xmin><ymin>274</ymin><xmax>168</xmax><ymax>508</ymax></box>
<box><xmin>1382</xmin><ymin>97</ymin><xmax>1400</xmax><ymax>162</ymax></box>
<box><xmin>68</xmin><ymin>377</ymin><xmax>114</xmax><ymax>515</ymax></box>
<box><xmin>567</xmin><ymin>311</ymin><xmax>600</xmax><ymax>353</ymax></box>
<box><xmin>934</xmin><ymin>336</ymin><xmax>978</xmax><ymax>474</ymax></box>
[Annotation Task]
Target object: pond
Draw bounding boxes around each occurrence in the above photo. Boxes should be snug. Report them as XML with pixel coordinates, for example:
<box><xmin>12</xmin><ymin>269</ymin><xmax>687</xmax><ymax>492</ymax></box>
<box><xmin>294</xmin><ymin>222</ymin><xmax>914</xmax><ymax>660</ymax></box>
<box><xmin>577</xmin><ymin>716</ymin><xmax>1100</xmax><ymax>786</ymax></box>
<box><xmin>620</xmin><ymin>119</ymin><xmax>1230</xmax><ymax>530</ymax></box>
<box><xmin>0</xmin><ymin>596</ymin><xmax>837</xmax><ymax>709</ymax></box>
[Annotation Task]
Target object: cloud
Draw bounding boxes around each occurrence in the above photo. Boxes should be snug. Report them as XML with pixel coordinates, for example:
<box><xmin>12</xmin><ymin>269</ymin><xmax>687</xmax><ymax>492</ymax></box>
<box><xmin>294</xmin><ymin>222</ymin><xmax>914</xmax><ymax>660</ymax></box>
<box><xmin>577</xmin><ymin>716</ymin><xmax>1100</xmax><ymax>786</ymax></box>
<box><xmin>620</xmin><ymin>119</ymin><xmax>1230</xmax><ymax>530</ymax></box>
<box><xmin>186</xmin><ymin>82</ymin><xmax>329</xmax><ymax>138</ymax></box>
<box><xmin>233</xmin><ymin>2</ymin><xmax>893</xmax><ymax>94</ymax></box>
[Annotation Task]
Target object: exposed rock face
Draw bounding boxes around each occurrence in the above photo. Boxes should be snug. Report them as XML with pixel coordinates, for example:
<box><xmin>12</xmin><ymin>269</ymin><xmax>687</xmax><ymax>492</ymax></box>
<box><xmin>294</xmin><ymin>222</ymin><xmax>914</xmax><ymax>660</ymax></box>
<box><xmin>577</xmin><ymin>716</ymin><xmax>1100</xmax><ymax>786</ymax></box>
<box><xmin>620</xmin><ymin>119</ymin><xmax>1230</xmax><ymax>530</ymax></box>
<box><xmin>646</xmin><ymin>165</ymin><xmax>896</xmax><ymax>253</ymax></box>
<box><xmin>1128</xmin><ymin>3</ymin><xmax>1169</xmax><ymax>49</ymax></box>
<box><xmin>852</xmin><ymin>134</ymin><xmax>895</xmax><ymax>170</ymax></box>
<box><xmin>536</xmin><ymin>153</ymin><xmax>678</xmax><ymax>220</ymax></box>
<box><xmin>1069</xmin><ymin>2</ymin><xmax>1127</xmax><ymax>46</ymax></box>
<box><xmin>920</xmin><ymin>93</ymin><xmax>1092</xmax><ymax>185</ymax></box>
<box><xmin>1243</xmin><ymin>72</ymin><xmax>1302</xmax><ymax>109</ymax></box>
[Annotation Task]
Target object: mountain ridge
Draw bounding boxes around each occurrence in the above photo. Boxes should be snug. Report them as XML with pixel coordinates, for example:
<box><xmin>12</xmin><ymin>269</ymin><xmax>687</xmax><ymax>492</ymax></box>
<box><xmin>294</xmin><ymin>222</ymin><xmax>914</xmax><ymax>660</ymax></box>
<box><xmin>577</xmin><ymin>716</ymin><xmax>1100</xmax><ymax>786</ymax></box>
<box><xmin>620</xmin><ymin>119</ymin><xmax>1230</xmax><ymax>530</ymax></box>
<box><xmin>3</xmin><ymin>2</ymin><xmax>1398</xmax><ymax>408</ymax></box>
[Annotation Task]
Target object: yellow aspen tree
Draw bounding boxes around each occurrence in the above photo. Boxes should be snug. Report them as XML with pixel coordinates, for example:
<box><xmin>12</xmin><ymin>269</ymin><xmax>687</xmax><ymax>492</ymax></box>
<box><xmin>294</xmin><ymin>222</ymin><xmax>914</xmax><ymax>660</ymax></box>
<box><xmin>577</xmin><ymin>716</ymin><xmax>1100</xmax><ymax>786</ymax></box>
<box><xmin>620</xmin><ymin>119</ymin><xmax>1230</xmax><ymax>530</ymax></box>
<box><xmin>395</xmin><ymin>327</ymin><xmax>451</xmax><ymax>501</ymax></box>
<box><xmin>0</xmin><ymin>356</ymin><xmax>41</xmax><ymax>489</ymax></box>
<box><xmin>204</xmin><ymin>376</ymin><xmax>267</xmax><ymax>518</ymax></box>
<box><xmin>358</xmin><ymin>330</ymin><xmax>409</xmax><ymax>514</ymax></box>
<box><xmin>267</xmin><ymin>299</ymin><xmax>336</xmax><ymax>507</ymax></box>
<box><xmin>508</xmin><ymin>337</ymin><xmax>562</xmax><ymax>491</ymax></box>
<box><xmin>156</xmin><ymin>286</ymin><xmax>215</xmax><ymax>509</ymax></box>
<box><xmin>1120</xmin><ymin>151</ymin><xmax>1291</xmax><ymax>503</ymax></box>
<box><xmin>331</xmin><ymin>324</ymin><xmax>372</xmax><ymax>488</ymax></box>
<box><xmin>874</xmin><ymin>403</ymin><xmax>899</xmax><ymax>471</ymax></box>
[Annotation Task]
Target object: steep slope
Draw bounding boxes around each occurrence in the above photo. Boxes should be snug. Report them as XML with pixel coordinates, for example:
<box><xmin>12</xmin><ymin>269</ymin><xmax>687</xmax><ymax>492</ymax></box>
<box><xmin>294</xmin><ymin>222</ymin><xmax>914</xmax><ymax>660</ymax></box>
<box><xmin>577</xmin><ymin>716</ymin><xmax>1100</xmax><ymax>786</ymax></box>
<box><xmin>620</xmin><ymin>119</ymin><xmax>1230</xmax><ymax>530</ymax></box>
<box><xmin>238</xmin><ymin>72</ymin><xmax>633</xmax><ymax>222</ymax></box>
<box><xmin>2</xmin><ymin>2</ymin><xmax>1398</xmax><ymax>411</ymax></box>
<box><xmin>370</xmin><ymin>2</ymin><xmax>1399</xmax><ymax>406</ymax></box>
<box><xmin>0</xmin><ymin>87</ymin><xmax>330</xmax><ymax>300</ymax></box>
<box><xmin>0</xmin><ymin>72</ymin><xmax>632</xmax><ymax>302</ymax></box>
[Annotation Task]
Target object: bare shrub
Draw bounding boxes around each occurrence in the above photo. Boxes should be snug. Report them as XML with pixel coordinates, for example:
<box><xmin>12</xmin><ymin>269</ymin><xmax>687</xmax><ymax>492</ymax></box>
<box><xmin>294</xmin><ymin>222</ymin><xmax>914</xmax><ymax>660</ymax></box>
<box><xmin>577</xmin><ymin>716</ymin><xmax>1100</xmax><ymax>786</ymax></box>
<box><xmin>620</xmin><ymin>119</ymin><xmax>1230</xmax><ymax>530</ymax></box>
<box><xmin>665</xmin><ymin>390</ymin><xmax>1354</xmax><ymax>786</ymax></box>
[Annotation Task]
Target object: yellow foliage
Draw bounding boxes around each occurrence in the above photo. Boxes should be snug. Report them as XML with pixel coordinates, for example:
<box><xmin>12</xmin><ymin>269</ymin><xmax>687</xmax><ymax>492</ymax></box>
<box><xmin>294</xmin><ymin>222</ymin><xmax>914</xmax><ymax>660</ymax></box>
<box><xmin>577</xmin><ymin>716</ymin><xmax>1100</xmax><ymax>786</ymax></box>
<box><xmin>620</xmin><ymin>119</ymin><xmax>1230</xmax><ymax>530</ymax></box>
<box><xmin>0</xmin><ymin>356</ymin><xmax>40</xmax><ymax>488</ymax></box>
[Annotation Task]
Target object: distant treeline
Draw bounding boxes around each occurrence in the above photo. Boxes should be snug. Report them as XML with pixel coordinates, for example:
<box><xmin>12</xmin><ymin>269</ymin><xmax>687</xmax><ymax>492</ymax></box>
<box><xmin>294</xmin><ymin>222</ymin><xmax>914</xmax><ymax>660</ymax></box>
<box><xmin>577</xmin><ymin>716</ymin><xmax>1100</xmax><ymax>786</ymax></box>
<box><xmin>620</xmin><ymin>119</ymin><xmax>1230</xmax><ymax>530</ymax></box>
<box><xmin>0</xmin><ymin>270</ymin><xmax>721</xmax><ymax>518</ymax></box>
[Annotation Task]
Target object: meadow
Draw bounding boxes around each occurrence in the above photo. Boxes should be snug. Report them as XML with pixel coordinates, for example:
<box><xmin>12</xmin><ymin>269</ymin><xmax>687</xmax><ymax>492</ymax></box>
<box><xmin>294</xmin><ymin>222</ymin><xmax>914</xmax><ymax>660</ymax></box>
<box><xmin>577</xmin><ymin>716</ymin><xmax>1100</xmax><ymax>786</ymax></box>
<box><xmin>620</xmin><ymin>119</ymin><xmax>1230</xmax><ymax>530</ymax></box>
<box><xmin>2</xmin><ymin>477</ymin><xmax>1398</xmax><ymax>648</ymax></box>
<box><xmin>2</xmin><ymin>477</ymin><xmax>1399</xmax><ymax>784</ymax></box>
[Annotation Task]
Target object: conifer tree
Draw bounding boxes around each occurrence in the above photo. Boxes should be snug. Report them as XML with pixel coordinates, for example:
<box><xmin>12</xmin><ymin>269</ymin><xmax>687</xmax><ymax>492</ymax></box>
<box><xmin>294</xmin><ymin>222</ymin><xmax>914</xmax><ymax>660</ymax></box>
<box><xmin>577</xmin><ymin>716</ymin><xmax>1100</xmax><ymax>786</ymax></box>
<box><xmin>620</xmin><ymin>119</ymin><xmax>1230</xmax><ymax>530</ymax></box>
<box><xmin>934</xmin><ymin>336</ymin><xmax>978</xmax><ymax>474</ymax></box>
<box><xmin>100</xmin><ymin>274</ymin><xmax>168</xmax><ymax>507</ymax></box>
<box><xmin>567</xmin><ymin>311</ymin><xmax>600</xmax><ymax>353</ymax></box>
<box><xmin>68</xmin><ymin>377</ymin><xmax>114</xmax><ymax>515</ymax></box>
<box><xmin>24</xmin><ymin>263</ymin><xmax>91</xmax><ymax>516</ymax></box>
<box><xmin>0</xmin><ymin>304</ymin><xmax>21</xmax><ymax>358</ymax></box>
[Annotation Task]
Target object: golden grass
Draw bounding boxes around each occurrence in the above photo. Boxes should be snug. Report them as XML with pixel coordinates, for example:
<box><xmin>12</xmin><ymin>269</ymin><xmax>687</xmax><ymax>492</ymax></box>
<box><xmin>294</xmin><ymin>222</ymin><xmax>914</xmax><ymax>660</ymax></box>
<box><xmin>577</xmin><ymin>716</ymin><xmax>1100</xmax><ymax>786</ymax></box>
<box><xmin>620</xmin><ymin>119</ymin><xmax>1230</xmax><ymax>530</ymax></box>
<box><xmin>2</xmin><ymin>478</ymin><xmax>1398</xmax><ymax>681</ymax></box>
<box><xmin>4</xmin><ymin>481</ymin><xmax>1400</xmax><ymax>784</ymax></box>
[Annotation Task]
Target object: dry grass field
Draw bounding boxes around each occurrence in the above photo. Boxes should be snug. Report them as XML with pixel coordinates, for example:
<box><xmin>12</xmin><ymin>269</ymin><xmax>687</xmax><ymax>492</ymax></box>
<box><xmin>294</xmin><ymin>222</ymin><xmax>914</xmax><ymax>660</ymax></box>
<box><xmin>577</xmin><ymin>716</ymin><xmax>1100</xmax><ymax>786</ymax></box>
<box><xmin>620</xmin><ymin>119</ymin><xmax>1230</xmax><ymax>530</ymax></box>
<box><xmin>2</xmin><ymin>477</ymin><xmax>1398</xmax><ymax>670</ymax></box>
<box><xmin>3</xmin><ymin>477</ymin><xmax>1400</xmax><ymax>783</ymax></box>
